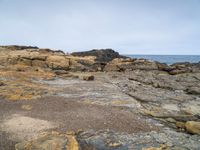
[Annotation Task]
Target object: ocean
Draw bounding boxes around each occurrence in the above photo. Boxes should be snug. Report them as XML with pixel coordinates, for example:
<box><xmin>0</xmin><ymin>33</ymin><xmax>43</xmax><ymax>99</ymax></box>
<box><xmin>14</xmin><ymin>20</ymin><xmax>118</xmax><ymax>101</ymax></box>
<box><xmin>127</xmin><ymin>55</ymin><xmax>200</xmax><ymax>65</ymax></box>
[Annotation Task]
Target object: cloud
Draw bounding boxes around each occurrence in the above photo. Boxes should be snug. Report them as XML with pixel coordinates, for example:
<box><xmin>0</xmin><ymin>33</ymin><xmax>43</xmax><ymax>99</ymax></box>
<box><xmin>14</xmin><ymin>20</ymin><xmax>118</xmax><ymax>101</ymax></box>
<box><xmin>0</xmin><ymin>0</ymin><xmax>200</xmax><ymax>54</ymax></box>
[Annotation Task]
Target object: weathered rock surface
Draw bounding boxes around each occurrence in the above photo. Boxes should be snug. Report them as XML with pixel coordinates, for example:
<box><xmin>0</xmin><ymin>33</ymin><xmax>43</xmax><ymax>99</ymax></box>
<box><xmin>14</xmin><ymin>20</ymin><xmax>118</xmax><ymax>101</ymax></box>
<box><xmin>104</xmin><ymin>58</ymin><xmax>159</xmax><ymax>72</ymax></box>
<box><xmin>104</xmin><ymin>58</ymin><xmax>200</xmax><ymax>75</ymax></box>
<box><xmin>46</xmin><ymin>55</ymin><xmax>70</xmax><ymax>70</ymax></box>
<box><xmin>0</xmin><ymin>46</ymin><xmax>97</xmax><ymax>72</ymax></box>
<box><xmin>1</xmin><ymin>45</ymin><xmax>200</xmax><ymax>74</ymax></box>
<box><xmin>1</xmin><ymin>45</ymin><xmax>200</xmax><ymax>149</ymax></box>
<box><xmin>114</xmin><ymin>70</ymin><xmax>200</xmax><ymax>119</ymax></box>
<box><xmin>15</xmin><ymin>132</ymin><xmax>79</xmax><ymax>150</ymax></box>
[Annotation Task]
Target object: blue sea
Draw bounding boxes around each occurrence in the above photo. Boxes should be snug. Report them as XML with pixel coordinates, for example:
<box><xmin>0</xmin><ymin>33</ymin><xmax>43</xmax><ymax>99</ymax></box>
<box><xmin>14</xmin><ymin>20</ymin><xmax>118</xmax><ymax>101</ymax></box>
<box><xmin>127</xmin><ymin>55</ymin><xmax>200</xmax><ymax>65</ymax></box>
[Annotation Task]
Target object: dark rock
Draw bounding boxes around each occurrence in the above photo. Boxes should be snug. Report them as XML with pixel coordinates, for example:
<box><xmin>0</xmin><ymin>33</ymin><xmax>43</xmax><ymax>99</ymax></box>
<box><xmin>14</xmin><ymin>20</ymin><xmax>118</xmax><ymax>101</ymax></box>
<box><xmin>46</xmin><ymin>55</ymin><xmax>70</xmax><ymax>70</ymax></box>
<box><xmin>0</xmin><ymin>81</ymin><xmax>5</xmax><ymax>86</ymax></box>
<box><xmin>171</xmin><ymin>62</ymin><xmax>192</xmax><ymax>67</ymax></box>
<box><xmin>168</xmin><ymin>68</ymin><xmax>191</xmax><ymax>75</ymax></box>
<box><xmin>54</xmin><ymin>70</ymin><xmax>69</xmax><ymax>75</ymax></box>
<box><xmin>71</xmin><ymin>49</ymin><xmax>127</xmax><ymax>62</ymax></box>
<box><xmin>38</xmin><ymin>49</ymin><xmax>65</xmax><ymax>55</ymax></box>
<box><xmin>0</xmin><ymin>45</ymin><xmax>38</xmax><ymax>50</ymax></box>
<box><xmin>157</xmin><ymin>62</ymin><xmax>174</xmax><ymax>72</ymax></box>
<box><xmin>169</xmin><ymin>62</ymin><xmax>194</xmax><ymax>75</ymax></box>
<box><xmin>186</xmin><ymin>87</ymin><xmax>200</xmax><ymax>95</ymax></box>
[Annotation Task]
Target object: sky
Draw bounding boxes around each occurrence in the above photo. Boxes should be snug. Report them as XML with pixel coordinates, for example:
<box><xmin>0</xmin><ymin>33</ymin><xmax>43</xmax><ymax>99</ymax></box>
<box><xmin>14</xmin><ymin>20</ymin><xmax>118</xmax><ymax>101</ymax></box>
<box><xmin>0</xmin><ymin>0</ymin><xmax>200</xmax><ymax>55</ymax></box>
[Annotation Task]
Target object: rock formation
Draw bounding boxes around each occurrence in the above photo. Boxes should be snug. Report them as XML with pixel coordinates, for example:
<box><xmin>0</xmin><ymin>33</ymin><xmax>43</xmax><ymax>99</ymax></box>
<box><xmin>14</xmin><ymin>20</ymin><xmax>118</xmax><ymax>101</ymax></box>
<box><xmin>71</xmin><ymin>48</ymin><xmax>127</xmax><ymax>62</ymax></box>
<box><xmin>0</xmin><ymin>45</ymin><xmax>200</xmax><ymax>150</ymax></box>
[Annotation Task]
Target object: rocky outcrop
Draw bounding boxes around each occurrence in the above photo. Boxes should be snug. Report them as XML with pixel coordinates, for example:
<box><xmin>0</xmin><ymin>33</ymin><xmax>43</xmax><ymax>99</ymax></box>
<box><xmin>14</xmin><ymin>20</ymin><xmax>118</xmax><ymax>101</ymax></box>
<box><xmin>0</xmin><ymin>46</ymin><xmax>98</xmax><ymax>72</ymax></box>
<box><xmin>0</xmin><ymin>45</ymin><xmax>39</xmax><ymax>50</ymax></box>
<box><xmin>1</xmin><ymin>46</ymin><xmax>200</xmax><ymax>149</ymax></box>
<box><xmin>71</xmin><ymin>49</ymin><xmax>127</xmax><ymax>62</ymax></box>
<box><xmin>103</xmin><ymin>58</ymin><xmax>200</xmax><ymax>75</ymax></box>
<box><xmin>1</xmin><ymin>45</ymin><xmax>200</xmax><ymax>75</ymax></box>
<box><xmin>104</xmin><ymin>58</ymin><xmax>160</xmax><ymax>72</ymax></box>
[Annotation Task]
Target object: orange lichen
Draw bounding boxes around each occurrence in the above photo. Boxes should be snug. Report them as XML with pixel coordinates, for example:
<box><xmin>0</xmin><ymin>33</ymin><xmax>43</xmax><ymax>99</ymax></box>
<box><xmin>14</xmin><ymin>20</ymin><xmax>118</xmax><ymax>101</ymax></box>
<box><xmin>15</xmin><ymin>131</ymin><xmax>80</xmax><ymax>150</ymax></box>
<box><xmin>0</xmin><ymin>67</ymin><xmax>57</xmax><ymax>100</ymax></box>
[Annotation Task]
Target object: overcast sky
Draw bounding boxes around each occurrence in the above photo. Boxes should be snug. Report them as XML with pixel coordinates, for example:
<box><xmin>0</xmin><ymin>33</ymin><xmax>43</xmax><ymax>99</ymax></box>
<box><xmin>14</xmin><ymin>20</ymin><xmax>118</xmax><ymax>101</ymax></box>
<box><xmin>0</xmin><ymin>0</ymin><xmax>200</xmax><ymax>54</ymax></box>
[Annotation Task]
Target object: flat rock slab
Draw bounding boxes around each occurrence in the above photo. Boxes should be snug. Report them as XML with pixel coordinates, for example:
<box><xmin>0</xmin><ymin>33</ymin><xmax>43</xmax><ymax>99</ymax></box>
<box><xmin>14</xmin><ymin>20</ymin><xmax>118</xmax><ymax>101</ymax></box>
<box><xmin>78</xmin><ymin>129</ymin><xmax>200</xmax><ymax>150</ymax></box>
<box><xmin>0</xmin><ymin>97</ymin><xmax>159</xmax><ymax>149</ymax></box>
<box><xmin>41</xmin><ymin>77</ymin><xmax>141</xmax><ymax>108</ymax></box>
<box><xmin>0</xmin><ymin>114</ymin><xmax>56</xmax><ymax>141</ymax></box>
<box><xmin>2</xmin><ymin>97</ymin><xmax>158</xmax><ymax>134</ymax></box>
<box><xmin>1</xmin><ymin>72</ymin><xmax>200</xmax><ymax>149</ymax></box>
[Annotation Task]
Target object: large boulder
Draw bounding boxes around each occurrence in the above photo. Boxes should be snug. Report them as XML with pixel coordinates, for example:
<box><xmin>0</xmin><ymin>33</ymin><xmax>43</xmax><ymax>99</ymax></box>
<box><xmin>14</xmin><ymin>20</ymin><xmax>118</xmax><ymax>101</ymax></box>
<box><xmin>71</xmin><ymin>49</ymin><xmax>127</xmax><ymax>62</ymax></box>
<box><xmin>46</xmin><ymin>55</ymin><xmax>70</xmax><ymax>70</ymax></box>
<box><xmin>67</xmin><ymin>56</ymin><xmax>98</xmax><ymax>71</ymax></box>
<box><xmin>169</xmin><ymin>62</ymin><xmax>194</xmax><ymax>75</ymax></box>
<box><xmin>104</xmin><ymin>58</ymin><xmax>159</xmax><ymax>72</ymax></box>
<box><xmin>103</xmin><ymin>58</ymin><xmax>134</xmax><ymax>72</ymax></box>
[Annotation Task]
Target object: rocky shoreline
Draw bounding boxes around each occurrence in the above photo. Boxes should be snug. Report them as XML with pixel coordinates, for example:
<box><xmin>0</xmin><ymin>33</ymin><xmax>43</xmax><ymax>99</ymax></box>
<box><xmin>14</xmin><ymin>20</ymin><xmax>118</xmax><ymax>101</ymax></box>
<box><xmin>0</xmin><ymin>45</ymin><xmax>200</xmax><ymax>150</ymax></box>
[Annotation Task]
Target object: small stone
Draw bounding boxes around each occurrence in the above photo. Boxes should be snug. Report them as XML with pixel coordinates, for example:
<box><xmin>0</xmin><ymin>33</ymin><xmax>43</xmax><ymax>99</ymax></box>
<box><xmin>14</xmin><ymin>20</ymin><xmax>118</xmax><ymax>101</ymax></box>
<box><xmin>166</xmin><ymin>118</ymin><xmax>176</xmax><ymax>123</ymax></box>
<box><xmin>176</xmin><ymin>121</ymin><xmax>186</xmax><ymax>129</ymax></box>
<box><xmin>108</xmin><ymin>142</ymin><xmax>122</xmax><ymax>147</ymax></box>
<box><xmin>21</xmin><ymin>105</ymin><xmax>32</xmax><ymax>111</ymax></box>
<box><xmin>83</xmin><ymin>75</ymin><xmax>94</xmax><ymax>81</ymax></box>
<box><xmin>186</xmin><ymin>87</ymin><xmax>200</xmax><ymax>95</ymax></box>
<box><xmin>185</xmin><ymin>121</ymin><xmax>200</xmax><ymax>135</ymax></box>
<box><xmin>0</xmin><ymin>81</ymin><xmax>5</xmax><ymax>86</ymax></box>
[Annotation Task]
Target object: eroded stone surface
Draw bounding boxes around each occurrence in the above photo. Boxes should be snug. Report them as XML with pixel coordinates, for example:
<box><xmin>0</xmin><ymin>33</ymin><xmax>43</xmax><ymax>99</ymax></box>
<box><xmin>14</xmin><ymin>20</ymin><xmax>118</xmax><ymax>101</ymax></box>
<box><xmin>0</xmin><ymin>114</ymin><xmax>56</xmax><ymax>141</ymax></box>
<box><xmin>1</xmin><ymin>46</ymin><xmax>200</xmax><ymax>149</ymax></box>
<box><xmin>15</xmin><ymin>132</ymin><xmax>79</xmax><ymax>150</ymax></box>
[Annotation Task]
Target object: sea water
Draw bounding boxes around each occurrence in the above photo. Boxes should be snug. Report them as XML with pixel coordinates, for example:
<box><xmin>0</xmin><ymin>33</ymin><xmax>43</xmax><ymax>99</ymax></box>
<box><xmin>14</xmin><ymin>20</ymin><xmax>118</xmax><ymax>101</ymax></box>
<box><xmin>127</xmin><ymin>55</ymin><xmax>200</xmax><ymax>65</ymax></box>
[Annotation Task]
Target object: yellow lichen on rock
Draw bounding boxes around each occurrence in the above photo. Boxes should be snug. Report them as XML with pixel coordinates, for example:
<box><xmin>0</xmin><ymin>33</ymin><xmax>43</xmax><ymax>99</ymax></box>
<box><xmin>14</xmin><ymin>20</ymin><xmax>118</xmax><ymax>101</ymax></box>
<box><xmin>176</xmin><ymin>121</ymin><xmax>186</xmax><ymax>129</ymax></box>
<box><xmin>143</xmin><ymin>144</ymin><xmax>169</xmax><ymax>150</ymax></box>
<box><xmin>15</xmin><ymin>131</ymin><xmax>80</xmax><ymax>150</ymax></box>
<box><xmin>66</xmin><ymin>135</ymin><xmax>79</xmax><ymax>150</ymax></box>
<box><xmin>0</xmin><ymin>68</ymin><xmax>57</xmax><ymax>100</ymax></box>
<box><xmin>185</xmin><ymin>121</ymin><xmax>200</xmax><ymax>135</ymax></box>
